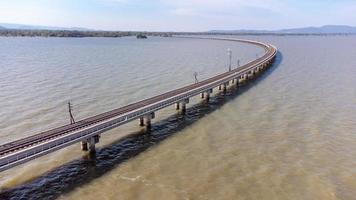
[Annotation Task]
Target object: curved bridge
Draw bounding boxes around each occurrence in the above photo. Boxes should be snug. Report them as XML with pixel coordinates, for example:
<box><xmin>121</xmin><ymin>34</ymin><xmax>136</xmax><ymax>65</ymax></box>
<box><xmin>0</xmin><ymin>37</ymin><xmax>277</xmax><ymax>172</ymax></box>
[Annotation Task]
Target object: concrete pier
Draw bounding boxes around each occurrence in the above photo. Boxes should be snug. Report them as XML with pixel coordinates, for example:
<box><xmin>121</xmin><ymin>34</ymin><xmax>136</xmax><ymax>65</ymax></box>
<box><xmin>88</xmin><ymin>137</ymin><xmax>96</xmax><ymax>153</ymax></box>
<box><xmin>86</xmin><ymin>135</ymin><xmax>100</xmax><ymax>154</ymax></box>
<box><xmin>139</xmin><ymin>117</ymin><xmax>144</xmax><ymax>126</ymax></box>
<box><xmin>139</xmin><ymin>113</ymin><xmax>155</xmax><ymax>128</ymax></box>
<box><xmin>204</xmin><ymin>89</ymin><xmax>213</xmax><ymax>102</ymax></box>
<box><xmin>81</xmin><ymin>141</ymin><xmax>88</xmax><ymax>151</ymax></box>
<box><xmin>238</xmin><ymin>75</ymin><xmax>243</xmax><ymax>84</ymax></box>
<box><xmin>144</xmin><ymin>112</ymin><xmax>155</xmax><ymax>129</ymax></box>
<box><xmin>247</xmin><ymin>71</ymin><xmax>254</xmax><ymax>80</ymax></box>
<box><xmin>181</xmin><ymin>102</ymin><xmax>186</xmax><ymax>114</ymax></box>
<box><xmin>175</xmin><ymin>102</ymin><xmax>180</xmax><ymax>110</ymax></box>
<box><xmin>222</xmin><ymin>83</ymin><xmax>227</xmax><ymax>94</ymax></box>
<box><xmin>249</xmin><ymin>71</ymin><xmax>253</xmax><ymax>79</ymax></box>
<box><xmin>178</xmin><ymin>98</ymin><xmax>189</xmax><ymax>114</ymax></box>
<box><xmin>205</xmin><ymin>92</ymin><xmax>210</xmax><ymax>102</ymax></box>
<box><xmin>255</xmin><ymin>67</ymin><xmax>260</xmax><ymax>74</ymax></box>
<box><xmin>144</xmin><ymin>116</ymin><xmax>151</xmax><ymax>129</ymax></box>
<box><xmin>244</xmin><ymin>74</ymin><xmax>247</xmax><ymax>82</ymax></box>
<box><xmin>200</xmin><ymin>92</ymin><xmax>205</xmax><ymax>99</ymax></box>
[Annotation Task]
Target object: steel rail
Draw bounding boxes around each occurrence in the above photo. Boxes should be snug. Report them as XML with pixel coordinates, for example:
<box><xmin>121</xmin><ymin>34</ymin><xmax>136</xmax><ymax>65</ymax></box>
<box><xmin>0</xmin><ymin>37</ymin><xmax>277</xmax><ymax>172</ymax></box>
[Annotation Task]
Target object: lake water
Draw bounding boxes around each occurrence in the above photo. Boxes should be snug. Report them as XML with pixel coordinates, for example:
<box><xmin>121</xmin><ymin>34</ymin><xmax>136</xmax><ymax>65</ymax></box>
<box><xmin>0</xmin><ymin>35</ymin><xmax>355</xmax><ymax>200</ymax></box>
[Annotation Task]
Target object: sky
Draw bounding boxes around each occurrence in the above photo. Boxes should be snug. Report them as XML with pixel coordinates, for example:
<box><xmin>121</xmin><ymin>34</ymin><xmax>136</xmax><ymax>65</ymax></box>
<box><xmin>0</xmin><ymin>0</ymin><xmax>355</xmax><ymax>31</ymax></box>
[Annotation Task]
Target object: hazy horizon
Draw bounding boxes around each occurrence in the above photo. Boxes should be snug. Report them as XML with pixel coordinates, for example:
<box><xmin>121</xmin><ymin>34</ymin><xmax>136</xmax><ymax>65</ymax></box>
<box><xmin>1</xmin><ymin>22</ymin><xmax>356</xmax><ymax>33</ymax></box>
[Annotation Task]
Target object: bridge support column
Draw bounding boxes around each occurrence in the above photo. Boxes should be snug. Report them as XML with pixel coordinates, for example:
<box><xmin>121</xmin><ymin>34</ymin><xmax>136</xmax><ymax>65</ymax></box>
<box><xmin>255</xmin><ymin>68</ymin><xmax>259</xmax><ymax>74</ymax></box>
<box><xmin>204</xmin><ymin>89</ymin><xmax>213</xmax><ymax>102</ymax></box>
<box><xmin>246</xmin><ymin>72</ymin><xmax>252</xmax><ymax>80</ymax></box>
<box><xmin>175</xmin><ymin>102</ymin><xmax>180</xmax><ymax>110</ymax></box>
<box><xmin>144</xmin><ymin>112</ymin><xmax>155</xmax><ymax>129</ymax></box>
<box><xmin>231</xmin><ymin>79</ymin><xmax>235</xmax><ymax>84</ymax></box>
<box><xmin>139</xmin><ymin>117</ymin><xmax>144</xmax><ymax>126</ymax></box>
<box><xmin>179</xmin><ymin>98</ymin><xmax>189</xmax><ymax>114</ymax></box>
<box><xmin>235</xmin><ymin>78</ymin><xmax>239</xmax><ymax>86</ymax></box>
<box><xmin>145</xmin><ymin>117</ymin><xmax>151</xmax><ymax>129</ymax></box>
<box><xmin>88</xmin><ymin>135</ymin><xmax>100</xmax><ymax>154</ymax></box>
<box><xmin>200</xmin><ymin>92</ymin><xmax>205</xmax><ymax>99</ymax></box>
<box><xmin>88</xmin><ymin>137</ymin><xmax>96</xmax><ymax>154</ymax></box>
<box><xmin>181</xmin><ymin>102</ymin><xmax>186</xmax><ymax>114</ymax></box>
<box><xmin>205</xmin><ymin>92</ymin><xmax>210</xmax><ymax>102</ymax></box>
<box><xmin>238</xmin><ymin>75</ymin><xmax>243</xmax><ymax>84</ymax></box>
<box><xmin>81</xmin><ymin>141</ymin><xmax>88</xmax><ymax>151</ymax></box>
<box><xmin>247</xmin><ymin>71</ymin><xmax>254</xmax><ymax>79</ymax></box>
<box><xmin>222</xmin><ymin>83</ymin><xmax>227</xmax><ymax>94</ymax></box>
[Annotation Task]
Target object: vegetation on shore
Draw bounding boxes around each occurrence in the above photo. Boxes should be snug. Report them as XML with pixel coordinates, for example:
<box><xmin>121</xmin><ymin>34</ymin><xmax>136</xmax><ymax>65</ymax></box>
<box><xmin>0</xmin><ymin>29</ymin><xmax>354</xmax><ymax>38</ymax></box>
<box><xmin>0</xmin><ymin>29</ymin><xmax>173</xmax><ymax>38</ymax></box>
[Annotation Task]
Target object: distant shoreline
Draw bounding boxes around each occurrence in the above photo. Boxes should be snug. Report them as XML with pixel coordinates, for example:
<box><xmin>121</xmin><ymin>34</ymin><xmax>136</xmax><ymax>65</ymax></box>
<box><xmin>0</xmin><ymin>29</ymin><xmax>171</xmax><ymax>38</ymax></box>
<box><xmin>0</xmin><ymin>29</ymin><xmax>355</xmax><ymax>38</ymax></box>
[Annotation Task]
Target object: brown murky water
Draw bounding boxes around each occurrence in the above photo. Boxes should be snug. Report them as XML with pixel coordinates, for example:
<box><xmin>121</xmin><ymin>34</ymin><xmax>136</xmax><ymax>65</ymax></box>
<box><xmin>0</xmin><ymin>36</ymin><xmax>355</xmax><ymax>200</ymax></box>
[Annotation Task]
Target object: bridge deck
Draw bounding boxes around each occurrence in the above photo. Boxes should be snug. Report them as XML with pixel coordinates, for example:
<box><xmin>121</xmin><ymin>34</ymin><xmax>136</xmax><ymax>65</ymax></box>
<box><xmin>0</xmin><ymin>37</ymin><xmax>277</xmax><ymax>164</ymax></box>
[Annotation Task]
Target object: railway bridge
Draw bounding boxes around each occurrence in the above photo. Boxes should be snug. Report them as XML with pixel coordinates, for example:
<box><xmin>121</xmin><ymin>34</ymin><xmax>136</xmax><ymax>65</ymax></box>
<box><xmin>0</xmin><ymin>37</ymin><xmax>277</xmax><ymax>172</ymax></box>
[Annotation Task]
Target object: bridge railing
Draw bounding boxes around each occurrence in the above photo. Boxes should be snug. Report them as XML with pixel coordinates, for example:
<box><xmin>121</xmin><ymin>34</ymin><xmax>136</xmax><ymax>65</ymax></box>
<box><xmin>0</xmin><ymin>38</ymin><xmax>277</xmax><ymax>172</ymax></box>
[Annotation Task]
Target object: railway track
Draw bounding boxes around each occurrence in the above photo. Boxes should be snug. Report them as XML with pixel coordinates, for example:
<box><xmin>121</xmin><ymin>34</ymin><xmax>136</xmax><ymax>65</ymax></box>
<box><xmin>0</xmin><ymin>37</ymin><xmax>276</xmax><ymax>159</ymax></box>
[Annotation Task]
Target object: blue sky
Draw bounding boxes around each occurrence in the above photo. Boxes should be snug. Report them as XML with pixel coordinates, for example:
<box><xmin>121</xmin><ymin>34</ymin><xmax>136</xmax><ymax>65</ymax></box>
<box><xmin>0</xmin><ymin>0</ymin><xmax>355</xmax><ymax>31</ymax></box>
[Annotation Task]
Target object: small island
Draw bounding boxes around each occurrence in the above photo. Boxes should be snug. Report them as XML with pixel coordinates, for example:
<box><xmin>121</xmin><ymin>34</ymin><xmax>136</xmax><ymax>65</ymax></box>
<box><xmin>136</xmin><ymin>34</ymin><xmax>147</xmax><ymax>39</ymax></box>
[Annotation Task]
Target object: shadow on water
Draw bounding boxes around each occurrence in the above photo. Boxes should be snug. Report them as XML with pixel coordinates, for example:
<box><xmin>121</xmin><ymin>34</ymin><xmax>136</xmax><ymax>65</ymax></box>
<box><xmin>0</xmin><ymin>52</ymin><xmax>283</xmax><ymax>200</ymax></box>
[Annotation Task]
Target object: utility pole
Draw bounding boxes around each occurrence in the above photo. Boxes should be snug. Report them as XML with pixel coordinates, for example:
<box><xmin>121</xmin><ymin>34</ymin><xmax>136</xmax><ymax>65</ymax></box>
<box><xmin>227</xmin><ymin>48</ymin><xmax>232</xmax><ymax>71</ymax></box>
<box><xmin>193</xmin><ymin>72</ymin><xmax>199</xmax><ymax>83</ymax></box>
<box><xmin>237</xmin><ymin>59</ymin><xmax>240</xmax><ymax>67</ymax></box>
<box><xmin>68</xmin><ymin>101</ymin><xmax>75</xmax><ymax>124</ymax></box>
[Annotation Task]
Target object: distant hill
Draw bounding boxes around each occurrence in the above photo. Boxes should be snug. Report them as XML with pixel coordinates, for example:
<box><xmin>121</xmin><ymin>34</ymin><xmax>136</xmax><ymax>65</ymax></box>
<box><xmin>209</xmin><ymin>29</ymin><xmax>272</xmax><ymax>34</ymax></box>
<box><xmin>0</xmin><ymin>23</ymin><xmax>92</xmax><ymax>31</ymax></box>
<box><xmin>210</xmin><ymin>25</ymin><xmax>356</xmax><ymax>34</ymax></box>
<box><xmin>280</xmin><ymin>25</ymin><xmax>356</xmax><ymax>34</ymax></box>
<box><xmin>0</xmin><ymin>26</ymin><xmax>6</xmax><ymax>30</ymax></box>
